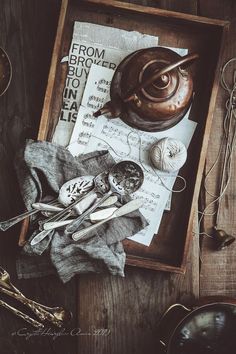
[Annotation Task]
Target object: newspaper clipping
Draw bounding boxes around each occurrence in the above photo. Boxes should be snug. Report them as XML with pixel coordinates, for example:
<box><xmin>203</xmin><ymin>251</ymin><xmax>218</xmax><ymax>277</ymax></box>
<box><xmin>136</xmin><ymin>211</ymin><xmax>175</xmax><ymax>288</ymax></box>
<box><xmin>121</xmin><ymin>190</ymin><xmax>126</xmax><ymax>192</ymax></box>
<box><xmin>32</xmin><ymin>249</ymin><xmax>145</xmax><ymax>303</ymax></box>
<box><xmin>52</xmin><ymin>22</ymin><xmax>158</xmax><ymax>146</ymax></box>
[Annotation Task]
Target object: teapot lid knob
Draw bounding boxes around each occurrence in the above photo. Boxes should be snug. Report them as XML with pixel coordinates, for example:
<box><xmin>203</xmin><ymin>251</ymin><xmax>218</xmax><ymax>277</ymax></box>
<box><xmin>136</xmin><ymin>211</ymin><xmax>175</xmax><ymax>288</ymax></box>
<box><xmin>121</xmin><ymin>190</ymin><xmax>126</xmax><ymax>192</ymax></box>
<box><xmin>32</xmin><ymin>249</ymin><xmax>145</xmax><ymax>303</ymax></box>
<box><xmin>124</xmin><ymin>53</ymin><xmax>199</xmax><ymax>104</ymax></box>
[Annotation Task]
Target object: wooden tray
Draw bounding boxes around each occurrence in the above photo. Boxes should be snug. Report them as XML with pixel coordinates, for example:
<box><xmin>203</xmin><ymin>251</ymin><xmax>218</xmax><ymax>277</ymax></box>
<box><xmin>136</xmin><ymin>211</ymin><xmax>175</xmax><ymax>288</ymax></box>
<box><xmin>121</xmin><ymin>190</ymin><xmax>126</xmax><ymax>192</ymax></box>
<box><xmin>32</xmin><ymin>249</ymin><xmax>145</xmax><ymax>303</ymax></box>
<box><xmin>35</xmin><ymin>0</ymin><xmax>228</xmax><ymax>273</ymax></box>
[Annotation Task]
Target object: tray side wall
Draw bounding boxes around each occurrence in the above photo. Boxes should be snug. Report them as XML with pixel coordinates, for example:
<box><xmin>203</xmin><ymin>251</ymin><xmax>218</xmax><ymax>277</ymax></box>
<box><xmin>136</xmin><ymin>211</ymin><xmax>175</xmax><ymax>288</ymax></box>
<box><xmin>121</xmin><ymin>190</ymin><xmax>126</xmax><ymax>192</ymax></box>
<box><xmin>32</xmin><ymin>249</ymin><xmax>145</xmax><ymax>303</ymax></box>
<box><xmin>181</xmin><ymin>24</ymin><xmax>229</xmax><ymax>271</ymax></box>
<box><xmin>38</xmin><ymin>0</ymin><xmax>68</xmax><ymax>141</ymax></box>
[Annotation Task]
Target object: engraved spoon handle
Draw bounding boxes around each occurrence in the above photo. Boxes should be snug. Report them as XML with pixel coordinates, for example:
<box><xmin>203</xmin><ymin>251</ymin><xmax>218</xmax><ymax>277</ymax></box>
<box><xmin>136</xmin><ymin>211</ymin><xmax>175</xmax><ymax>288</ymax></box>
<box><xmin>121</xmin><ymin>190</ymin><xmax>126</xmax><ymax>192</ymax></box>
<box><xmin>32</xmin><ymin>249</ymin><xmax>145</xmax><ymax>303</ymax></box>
<box><xmin>0</xmin><ymin>198</ymin><xmax>59</xmax><ymax>231</ymax></box>
<box><xmin>31</xmin><ymin>212</ymin><xmax>71</xmax><ymax>245</ymax></box>
<box><xmin>72</xmin><ymin>213</ymin><xmax>115</xmax><ymax>241</ymax></box>
<box><xmin>30</xmin><ymin>229</ymin><xmax>53</xmax><ymax>246</ymax></box>
<box><xmin>43</xmin><ymin>219</ymin><xmax>73</xmax><ymax>230</ymax></box>
<box><xmin>0</xmin><ymin>209</ymin><xmax>39</xmax><ymax>231</ymax></box>
<box><xmin>0</xmin><ymin>299</ymin><xmax>44</xmax><ymax>329</ymax></box>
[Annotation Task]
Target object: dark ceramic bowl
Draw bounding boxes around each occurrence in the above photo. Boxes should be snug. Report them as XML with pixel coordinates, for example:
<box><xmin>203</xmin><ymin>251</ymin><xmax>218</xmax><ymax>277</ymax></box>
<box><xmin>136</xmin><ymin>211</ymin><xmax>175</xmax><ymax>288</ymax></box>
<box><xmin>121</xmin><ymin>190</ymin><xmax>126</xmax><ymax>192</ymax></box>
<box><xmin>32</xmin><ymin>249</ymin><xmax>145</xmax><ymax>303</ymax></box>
<box><xmin>158</xmin><ymin>301</ymin><xmax>236</xmax><ymax>354</ymax></box>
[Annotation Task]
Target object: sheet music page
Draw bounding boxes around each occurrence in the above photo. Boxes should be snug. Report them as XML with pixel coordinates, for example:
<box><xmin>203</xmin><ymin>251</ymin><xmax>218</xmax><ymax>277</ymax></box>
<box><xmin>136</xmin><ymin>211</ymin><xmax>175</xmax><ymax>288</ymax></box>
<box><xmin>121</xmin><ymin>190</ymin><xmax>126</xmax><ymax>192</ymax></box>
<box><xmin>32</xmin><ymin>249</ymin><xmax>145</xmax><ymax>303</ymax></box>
<box><xmin>68</xmin><ymin>46</ymin><xmax>189</xmax><ymax>153</ymax></box>
<box><xmin>52</xmin><ymin>21</ymin><xmax>158</xmax><ymax>146</ymax></box>
<box><xmin>67</xmin><ymin>62</ymin><xmax>197</xmax><ymax>246</ymax></box>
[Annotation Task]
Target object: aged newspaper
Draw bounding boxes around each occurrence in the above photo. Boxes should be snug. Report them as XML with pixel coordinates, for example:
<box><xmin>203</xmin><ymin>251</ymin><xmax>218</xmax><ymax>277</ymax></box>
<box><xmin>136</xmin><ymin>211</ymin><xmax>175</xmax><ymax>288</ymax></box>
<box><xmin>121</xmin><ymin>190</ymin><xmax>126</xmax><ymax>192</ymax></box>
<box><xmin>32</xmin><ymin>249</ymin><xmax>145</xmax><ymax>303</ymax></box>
<box><xmin>52</xmin><ymin>21</ymin><xmax>158</xmax><ymax>146</ymax></box>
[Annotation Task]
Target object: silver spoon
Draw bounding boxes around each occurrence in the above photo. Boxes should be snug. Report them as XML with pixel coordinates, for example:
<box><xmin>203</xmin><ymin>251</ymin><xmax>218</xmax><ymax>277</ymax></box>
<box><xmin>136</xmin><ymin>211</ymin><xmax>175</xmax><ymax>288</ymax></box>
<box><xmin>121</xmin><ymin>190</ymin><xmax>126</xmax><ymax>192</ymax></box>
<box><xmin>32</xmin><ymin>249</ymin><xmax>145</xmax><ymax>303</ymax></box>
<box><xmin>38</xmin><ymin>172</ymin><xmax>108</xmax><ymax>229</ymax></box>
<box><xmin>72</xmin><ymin>199</ymin><xmax>143</xmax><ymax>241</ymax></box>
<box><xmin>65</xmin><ymin>160</ymin><xmax>144</xmax><ymax>234</ymax></box>
<box><xmin>0</xmin><ymin>175</ymin><xmax>94</xmax><ymax>232</ymax></box>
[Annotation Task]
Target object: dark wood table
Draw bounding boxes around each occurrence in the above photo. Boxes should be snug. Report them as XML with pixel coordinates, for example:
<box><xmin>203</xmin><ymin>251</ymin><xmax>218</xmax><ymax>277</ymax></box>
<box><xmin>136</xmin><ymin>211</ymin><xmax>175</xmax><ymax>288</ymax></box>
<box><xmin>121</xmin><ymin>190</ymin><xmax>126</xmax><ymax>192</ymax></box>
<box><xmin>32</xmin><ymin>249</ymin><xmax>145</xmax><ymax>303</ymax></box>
<box><xmin>0</xmin><ymin>1</ymin><xmax>235</xmax><ymax>353</ymax></box>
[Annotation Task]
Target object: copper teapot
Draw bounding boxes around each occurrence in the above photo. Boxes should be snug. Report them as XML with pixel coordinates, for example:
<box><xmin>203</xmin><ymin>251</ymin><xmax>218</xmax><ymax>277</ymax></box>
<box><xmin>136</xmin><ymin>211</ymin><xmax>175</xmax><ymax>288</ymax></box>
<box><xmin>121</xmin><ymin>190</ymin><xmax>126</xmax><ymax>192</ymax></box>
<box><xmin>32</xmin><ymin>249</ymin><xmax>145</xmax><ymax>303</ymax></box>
<box><xmin>94</xmin><ymin>47</ymin><xmax>198</xmax><ymax>132</ymax></box>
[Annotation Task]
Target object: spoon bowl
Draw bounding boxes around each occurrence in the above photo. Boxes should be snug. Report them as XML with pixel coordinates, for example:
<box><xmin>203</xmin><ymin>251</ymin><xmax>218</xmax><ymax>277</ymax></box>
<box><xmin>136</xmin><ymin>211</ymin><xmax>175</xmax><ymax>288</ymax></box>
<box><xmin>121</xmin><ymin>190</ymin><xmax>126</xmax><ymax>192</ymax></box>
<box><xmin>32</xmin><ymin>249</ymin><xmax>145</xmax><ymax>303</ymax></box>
<box><xmin>108</xmin><ymin>160</ymin><xmax>144</xmax><ymax>196</ymax></box>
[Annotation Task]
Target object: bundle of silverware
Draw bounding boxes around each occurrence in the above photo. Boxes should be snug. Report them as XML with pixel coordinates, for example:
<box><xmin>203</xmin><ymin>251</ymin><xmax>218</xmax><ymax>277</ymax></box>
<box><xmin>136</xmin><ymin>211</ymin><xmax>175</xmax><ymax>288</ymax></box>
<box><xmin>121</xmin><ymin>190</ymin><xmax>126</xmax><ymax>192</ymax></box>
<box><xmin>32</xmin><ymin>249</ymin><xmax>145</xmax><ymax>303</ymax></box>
<box><xmin>0</xmin><ymin>266</ymin><xmax>72</xmax><ymax>328</ymax></box>
<box><xmin>0</xmin><ymin>160</ymin><xmax>144</xmax><ymax>245</ymax></box>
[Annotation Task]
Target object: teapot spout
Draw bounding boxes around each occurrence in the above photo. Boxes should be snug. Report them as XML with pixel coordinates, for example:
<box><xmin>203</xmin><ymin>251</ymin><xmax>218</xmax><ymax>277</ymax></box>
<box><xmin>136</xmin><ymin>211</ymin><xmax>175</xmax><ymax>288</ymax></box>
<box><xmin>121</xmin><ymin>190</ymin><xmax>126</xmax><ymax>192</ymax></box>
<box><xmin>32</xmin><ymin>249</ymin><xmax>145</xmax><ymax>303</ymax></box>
<box><xmin>93</xmin><ymin>104</ymin><xmax>111</xmax><ymax>117</ymax></box>
<box><xmin>93</xmin><ymin>100</ymin><xmax>122</xmax><ymax>118</ymax></box>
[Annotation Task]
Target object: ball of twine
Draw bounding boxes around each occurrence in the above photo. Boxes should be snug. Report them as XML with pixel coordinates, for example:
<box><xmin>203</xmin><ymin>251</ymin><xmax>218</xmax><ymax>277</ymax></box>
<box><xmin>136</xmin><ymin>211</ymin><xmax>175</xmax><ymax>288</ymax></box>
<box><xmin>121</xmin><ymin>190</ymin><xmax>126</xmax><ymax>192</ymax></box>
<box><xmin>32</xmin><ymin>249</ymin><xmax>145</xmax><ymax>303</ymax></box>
<box><xmin>149</xmin><ymin>137</ymin><xmax>187</xmax><ymax>172</ymax></box>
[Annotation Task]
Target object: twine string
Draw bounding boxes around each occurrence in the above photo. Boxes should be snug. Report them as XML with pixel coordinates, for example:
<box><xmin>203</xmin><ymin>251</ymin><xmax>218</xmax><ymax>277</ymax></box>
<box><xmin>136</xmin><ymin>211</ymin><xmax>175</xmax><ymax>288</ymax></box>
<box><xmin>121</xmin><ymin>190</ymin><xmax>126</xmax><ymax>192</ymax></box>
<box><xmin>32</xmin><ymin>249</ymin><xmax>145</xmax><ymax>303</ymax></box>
<box><xmin>197</xmin><ymin>57</ymin><xmax>236</xmax><ymax>241</ymax></box>
<box><xmin>91</xmin><ymin>129</ymin><xmax>187</xmax><ymax>193</ymax></box>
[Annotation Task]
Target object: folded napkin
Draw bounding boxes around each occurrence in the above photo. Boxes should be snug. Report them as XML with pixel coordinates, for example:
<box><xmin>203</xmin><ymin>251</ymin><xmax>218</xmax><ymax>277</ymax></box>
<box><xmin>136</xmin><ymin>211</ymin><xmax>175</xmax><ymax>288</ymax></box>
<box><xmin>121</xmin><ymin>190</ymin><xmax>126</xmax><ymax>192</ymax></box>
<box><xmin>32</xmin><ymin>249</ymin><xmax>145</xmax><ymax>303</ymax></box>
<box><xmin>14</xmin><ymin>140</ymin><xmax>148</xmax><ymax>283</ymax></box>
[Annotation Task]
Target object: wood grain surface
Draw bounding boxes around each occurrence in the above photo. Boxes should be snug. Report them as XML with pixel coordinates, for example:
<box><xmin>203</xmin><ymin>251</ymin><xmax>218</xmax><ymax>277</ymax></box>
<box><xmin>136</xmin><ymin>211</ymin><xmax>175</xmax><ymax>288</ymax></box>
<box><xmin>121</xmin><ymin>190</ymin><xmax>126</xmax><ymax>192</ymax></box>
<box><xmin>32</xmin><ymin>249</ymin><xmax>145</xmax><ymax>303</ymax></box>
<box><xmin>198</xmin><ymin>0</ymin><xmax>236</xmax><ymax>298</ymax></box>
<box><xmin>0</xmin><ymin>1</ymin><xmax>234</xmax><ymax>354</ymax></box>
<box><xmin>77</xmin><ymin>215</ymin><xmax>199</xmax><ymax>354</ymax></box>
<box><xmin>0</xmin><ymin>1</ymin><xmax>77</xmax><ymax>354</ymax></box>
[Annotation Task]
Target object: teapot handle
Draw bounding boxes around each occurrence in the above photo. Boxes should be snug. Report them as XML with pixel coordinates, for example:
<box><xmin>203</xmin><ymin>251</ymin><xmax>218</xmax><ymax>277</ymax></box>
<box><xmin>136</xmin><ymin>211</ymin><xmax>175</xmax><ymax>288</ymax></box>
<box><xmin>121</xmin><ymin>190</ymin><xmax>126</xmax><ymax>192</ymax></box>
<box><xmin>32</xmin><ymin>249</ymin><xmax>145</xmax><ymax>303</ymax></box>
<box><xmin>157</xmin><ymin>303</ymin><xmax>192</xmax><ymax>350</ymax></box>
<box><xmin>124</xmin><ymin>53</ymin><xmax>199</xmax><ymax>103</ymax></box>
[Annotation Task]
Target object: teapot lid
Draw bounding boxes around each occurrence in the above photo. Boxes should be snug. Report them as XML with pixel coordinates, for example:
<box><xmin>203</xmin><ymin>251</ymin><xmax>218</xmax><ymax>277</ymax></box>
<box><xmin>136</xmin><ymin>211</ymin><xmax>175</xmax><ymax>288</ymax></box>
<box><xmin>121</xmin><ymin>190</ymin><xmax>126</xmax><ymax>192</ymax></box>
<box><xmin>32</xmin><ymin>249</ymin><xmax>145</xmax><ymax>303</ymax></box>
<box><xmin>137</xmin><ymin>58</ymin><xmax>179</xmax><ymax>102</ymax></box>
<box><xmin>121</xmin><ymin>47</ymin><xmax>197</xmax><ymax>106</ymax></box>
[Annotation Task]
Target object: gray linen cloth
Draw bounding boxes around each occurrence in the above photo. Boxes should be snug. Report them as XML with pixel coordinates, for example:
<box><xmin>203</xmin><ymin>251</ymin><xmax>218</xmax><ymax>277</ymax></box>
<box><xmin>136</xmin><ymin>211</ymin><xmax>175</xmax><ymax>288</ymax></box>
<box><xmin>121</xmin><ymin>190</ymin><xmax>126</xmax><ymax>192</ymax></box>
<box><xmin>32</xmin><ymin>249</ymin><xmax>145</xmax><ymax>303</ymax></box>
<box><xmin>14</xmin><ymin>140</ymin><xmax>148</xmax><ymax>283</ymax></box>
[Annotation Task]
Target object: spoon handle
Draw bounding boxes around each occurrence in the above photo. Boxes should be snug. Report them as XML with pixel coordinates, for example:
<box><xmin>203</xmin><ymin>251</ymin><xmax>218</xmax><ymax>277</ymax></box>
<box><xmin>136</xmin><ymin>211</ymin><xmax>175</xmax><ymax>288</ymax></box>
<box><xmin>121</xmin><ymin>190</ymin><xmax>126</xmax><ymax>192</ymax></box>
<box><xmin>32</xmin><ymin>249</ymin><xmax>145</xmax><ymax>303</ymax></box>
<box><xmin>43</xmin><ymin>219</ymin><xmax>73</xmax><ymax>230</ymax></box>
<box><xmin>31</xmin><ymin>212</ymin><xmax>71</xmax><ymax>245</ymax></box>
<box><xmin>30</xmin><ymin>229</ymin><xmax>53</xmax><ymax>246</ymax></box>
<box><xmin>72</xmin><ymin>214</ymin><xmax>114</xmax><ymax>241</ymax></box>
<box><xmin>0</xmin><ymin>198</ymin><xmax>59</xmax><ymax>231</ymax></box>
<box><xmin>0</xmin><ymin>209</ymin><xmax>39</xmax><ymax>231</ymax></box>
<box><xmin>65</xmin><ymin>191</ymin><xmax>113</xmax><ymax>234</ymax></box>
<box><xmin>32</xmin><ymin>203</ymin><xmax>63</xmax><ymax>212</ymax></box>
